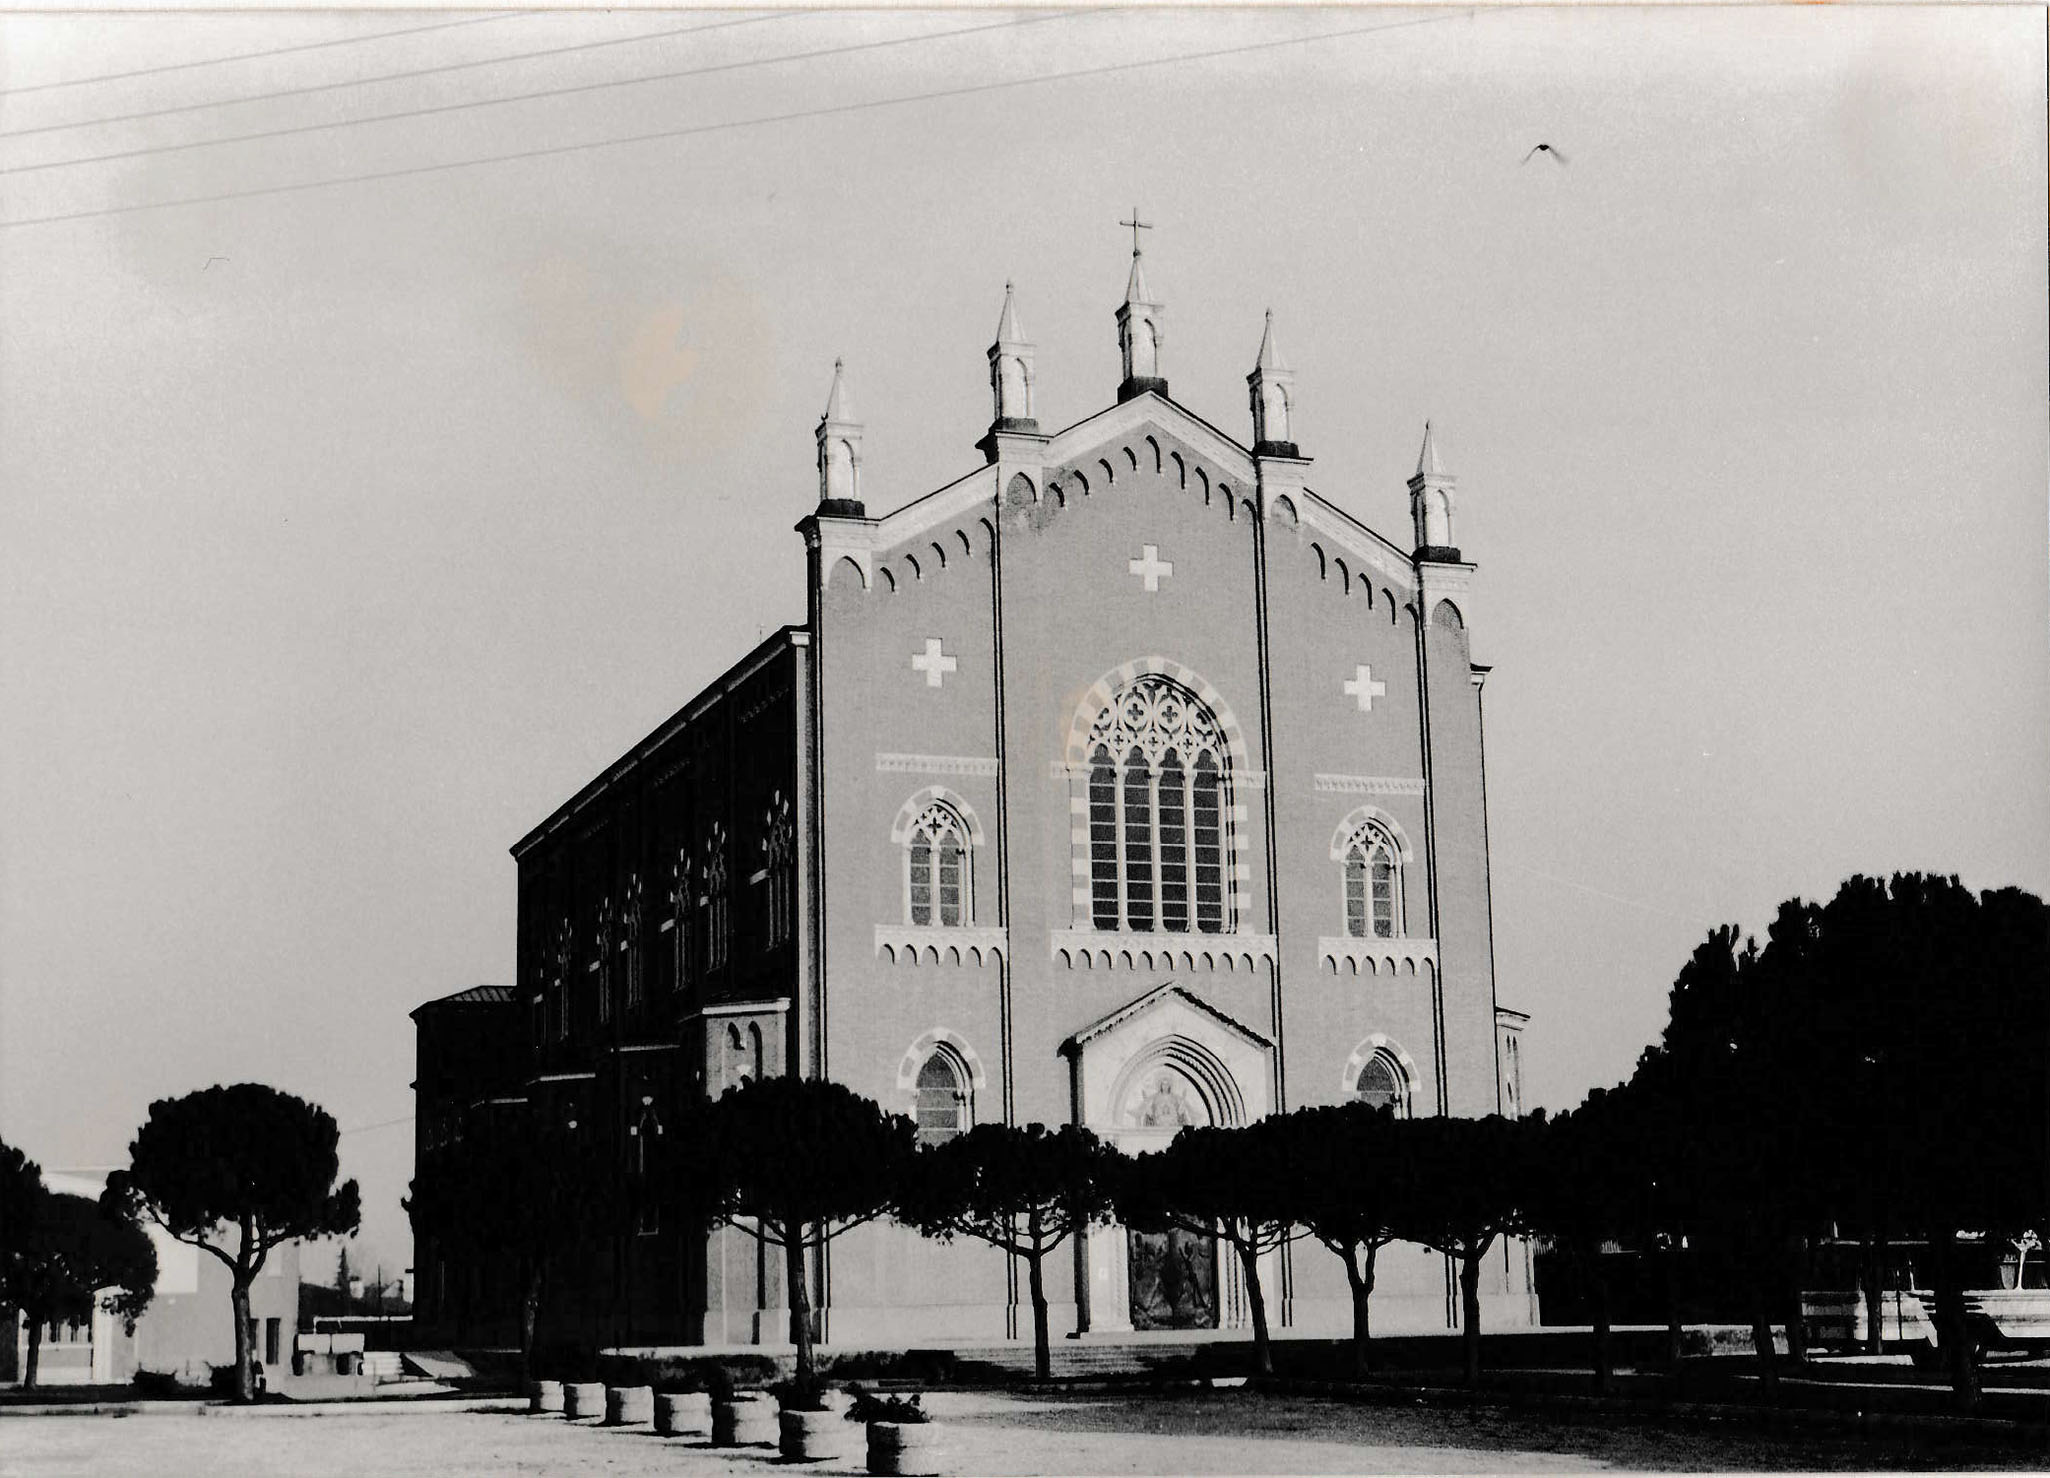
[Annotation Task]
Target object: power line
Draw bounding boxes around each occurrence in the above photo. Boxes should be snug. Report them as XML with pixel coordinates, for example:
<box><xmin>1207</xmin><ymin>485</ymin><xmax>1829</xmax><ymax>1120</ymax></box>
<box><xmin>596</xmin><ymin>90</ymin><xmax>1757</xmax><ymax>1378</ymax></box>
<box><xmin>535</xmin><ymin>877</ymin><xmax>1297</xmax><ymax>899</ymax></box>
<box><xmin>0</xmin><ymin>11</ymin><xmax>527</xmax><ymax>97</ymax></box>
<box><xmin>0</xmin><ymin>11</ymin><xmax>790</xmax><ymax>140</ymax></box>
<box><xmin>338</xmin><ymin>1113</ymin><xmax>414</xmax><ymax>1137</ymax></box>
<box><xmin>3</xmin><ymin>11</ymin><xmax>1083</xmax><ymax>179</ymax></box>
<box><xmin>0</xmin><ymin>12</ymin><xmax>1467</xmax><ymax>233</ymax></box>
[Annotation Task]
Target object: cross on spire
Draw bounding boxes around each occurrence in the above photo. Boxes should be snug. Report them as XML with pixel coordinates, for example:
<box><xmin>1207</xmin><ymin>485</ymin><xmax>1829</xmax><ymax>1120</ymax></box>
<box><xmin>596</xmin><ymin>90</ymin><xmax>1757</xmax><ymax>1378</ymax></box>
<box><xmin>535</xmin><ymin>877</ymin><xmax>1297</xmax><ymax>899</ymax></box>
<box><xmin>1120</xmin><ymin>207</ymin><xmax>1153</xmax><ymax>258</ymax></box>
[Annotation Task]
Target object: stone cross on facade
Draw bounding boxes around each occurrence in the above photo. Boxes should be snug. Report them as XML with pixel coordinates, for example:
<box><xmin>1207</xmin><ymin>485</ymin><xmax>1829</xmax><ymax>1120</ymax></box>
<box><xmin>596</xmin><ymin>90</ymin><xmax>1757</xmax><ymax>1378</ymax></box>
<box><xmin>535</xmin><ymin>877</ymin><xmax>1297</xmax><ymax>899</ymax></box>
<box><xmin>1128</xmin><ymin>544</ymin><xmax>1173</xmax><ymax>593</ymax></box>
<box><xmin>911</xmin><ymin>638</ymin><xmax>957</xmax><ymax>688</ymax></box>
<box><xmin>1344</xmin><ymin>664</ymin><xmax>1388</xmax><ymax>712</ymax></box>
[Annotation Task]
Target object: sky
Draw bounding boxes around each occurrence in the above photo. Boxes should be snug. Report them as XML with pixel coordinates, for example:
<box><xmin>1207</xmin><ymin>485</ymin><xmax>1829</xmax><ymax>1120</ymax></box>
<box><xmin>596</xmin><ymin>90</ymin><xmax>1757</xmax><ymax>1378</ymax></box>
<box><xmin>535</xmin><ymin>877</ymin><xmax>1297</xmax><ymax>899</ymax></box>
<box><xmin>1</xmin><ymin>4</ymin><xmax>2044</xmax><ymax>1274</ymax></box>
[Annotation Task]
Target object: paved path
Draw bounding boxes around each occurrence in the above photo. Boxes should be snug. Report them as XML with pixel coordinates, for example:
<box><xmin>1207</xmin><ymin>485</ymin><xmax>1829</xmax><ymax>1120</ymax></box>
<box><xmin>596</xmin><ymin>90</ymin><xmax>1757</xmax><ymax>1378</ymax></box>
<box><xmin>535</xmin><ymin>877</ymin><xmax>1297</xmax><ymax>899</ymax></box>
<box><xmin>1</xmin><ymin>1389</ymin><xmax>2039</xmax><ymax>1476</ymax></box>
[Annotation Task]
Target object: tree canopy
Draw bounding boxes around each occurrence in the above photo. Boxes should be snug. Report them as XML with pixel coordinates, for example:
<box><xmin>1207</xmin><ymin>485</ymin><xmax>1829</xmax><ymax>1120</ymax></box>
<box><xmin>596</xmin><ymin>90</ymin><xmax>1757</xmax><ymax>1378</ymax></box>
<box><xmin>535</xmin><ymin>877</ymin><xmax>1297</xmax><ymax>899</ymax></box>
<box><xmin>106</xmin><ymin>1083</ymin><xmax>360</xmax><ymax>1401</ymax></box>
<box><xmin>899</xmin><ymin>1121</ymin><xmax>1121</xmax><ymax>1380</ymax></box>
<box><xmin>686</xmin><ymin>1075</ymin><xmax>916</xmax><ymax>1385</ymax></box>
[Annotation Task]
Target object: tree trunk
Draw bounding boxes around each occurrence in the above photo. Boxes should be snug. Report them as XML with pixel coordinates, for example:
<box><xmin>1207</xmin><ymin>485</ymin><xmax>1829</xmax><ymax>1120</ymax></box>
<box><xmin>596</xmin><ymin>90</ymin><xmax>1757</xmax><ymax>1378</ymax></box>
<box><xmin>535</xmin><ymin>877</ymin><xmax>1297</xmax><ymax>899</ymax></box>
<box><xmin>1662</xmin><ymin>1239</ymin><xmax>1685</xmax><ymax>1374</ymax></box>
<box><xmin>1748</xmin><ymin>1268</ymin><xmax>1779</xmax><ymax>1401</ymax></box>
<box><xmin>1026</xmin><ymin>1233</ymin><xmax>1052</xmax><ymax>1383</ymax></box>
<box><xmin>23</xmin><ymin>1318</ymin><xmax>41</xmax><ymax>1390</ymax></box>
<box><xmin>1459</xmin><ymin>1248</ymin><xmax>1484</xmax><ymax>1387</ymax></box>
<box><xmin>1341</xmin><ymin>1242</ymin><xmax>1378</xmax><ymax>1377</ymax></box>
<box><xmin>1783</xmin><ymin>1236</ymin><xmax>1811</xmax><ymax>1366</ymax></box>
<box><xmin>1588</xmin><ymin>1246</ymin><xmax>1614</xmax><ymax>1395</ymax></box>
<box><xmin>784</xmin><ymin>1223</ymin><xmax>815</xmax><ymax>1386</ymax></box>
<box><xmin>1929</xmin><ymin>1230</ymin><xmax>1980</xmax><ymax>1413</ymax></box>
<box><xmin>1237</xmin><ymin>1236</ymin><xmax>1274</xmax><ymax>1377</ymax></box>
<box><xmin>519</xmin><ymin>1263</ymin><xmax>544</xmax><ymax>1386</ymax></box>
<box><xmin>231</xmin><ymin>1275</ymin><xmax>255</xmax><ymax>1403</ymax></box>
<box><xmin>1861</xmin><ymin>1229</ymin><xmax>1885</xmax><ymax>1356</ymax></box>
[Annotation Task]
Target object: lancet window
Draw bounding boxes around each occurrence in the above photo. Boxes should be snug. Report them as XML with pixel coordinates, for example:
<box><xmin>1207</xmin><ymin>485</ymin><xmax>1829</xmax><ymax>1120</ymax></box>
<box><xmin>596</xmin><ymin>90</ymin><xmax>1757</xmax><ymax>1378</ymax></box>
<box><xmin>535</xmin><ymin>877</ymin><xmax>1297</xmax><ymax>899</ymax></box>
<box><xmin>913</xmin><ymin>1048</ymin><xmax>972</xmax><ymax>1144</ymax></box>
<box><xmin>904</xmin><ymin>801</ymin><xmax>972</xmax><ymax>927</ymax></box>
<box><xmin>1342</xmin><ymin>820</ymin><xmax>1403</xmax><ymax>939</ymax></box>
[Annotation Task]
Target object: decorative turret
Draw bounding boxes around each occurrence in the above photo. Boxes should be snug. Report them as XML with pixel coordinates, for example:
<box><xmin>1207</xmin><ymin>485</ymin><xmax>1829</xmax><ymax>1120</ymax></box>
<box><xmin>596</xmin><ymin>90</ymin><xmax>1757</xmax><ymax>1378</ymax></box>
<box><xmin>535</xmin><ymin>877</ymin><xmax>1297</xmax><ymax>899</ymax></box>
<box><xmin>987</xmin><ymin>282</ymin><xmax>1037</xmax><ymax>433</ymax></box>
<box><xmin>815</xmin><ymin>358</ymin><xmax>864</xmax><ymax>516</ymax></box>
<box><xmin>1408</xmin><ymin>420</ymin><xmax>1459</xmax><ymax>560</ymax></box>
<box><xmin>1247</xmin><ymin>309</ymin><xmax>1298</xmax><ymax>458</ymax></box>
<box><xmin>1115</xmin><ymin>208</ymin><xmax>1167</xmax><ymax>403</ymax></box>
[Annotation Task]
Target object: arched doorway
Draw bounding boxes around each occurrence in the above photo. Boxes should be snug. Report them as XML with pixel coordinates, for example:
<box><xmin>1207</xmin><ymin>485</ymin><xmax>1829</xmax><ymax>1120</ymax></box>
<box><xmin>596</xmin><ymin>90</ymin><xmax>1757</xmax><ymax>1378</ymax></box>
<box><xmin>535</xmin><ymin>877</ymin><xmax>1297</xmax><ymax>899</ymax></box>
<box><xmin>1121</xmin><ymin>1064</ymin><xmax>1218</xmax><ymax>1330</ymax></box>
<box><xmin>1063</xmin><ymin>984</ymin><xmax>1274</xmax><ymax>1336</ymax></box>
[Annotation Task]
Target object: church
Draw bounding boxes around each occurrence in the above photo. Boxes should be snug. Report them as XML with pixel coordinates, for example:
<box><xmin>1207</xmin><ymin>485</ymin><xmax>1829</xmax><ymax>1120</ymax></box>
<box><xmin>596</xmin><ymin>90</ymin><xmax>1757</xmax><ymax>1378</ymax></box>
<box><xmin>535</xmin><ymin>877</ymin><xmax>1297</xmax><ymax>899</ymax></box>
<box><xmin>412</xmin><ymin>240</ymin><xmax>1533</xmax><ymax>1352</ymax></box>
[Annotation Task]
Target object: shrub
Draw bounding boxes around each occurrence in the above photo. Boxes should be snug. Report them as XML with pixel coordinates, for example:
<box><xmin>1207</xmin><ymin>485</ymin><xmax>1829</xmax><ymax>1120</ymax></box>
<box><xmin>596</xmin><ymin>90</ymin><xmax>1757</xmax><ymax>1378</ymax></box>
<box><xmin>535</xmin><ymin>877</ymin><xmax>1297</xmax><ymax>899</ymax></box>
<box><xmin>622</xmin><ymin>1353</ymin><xmax>778</xmax><ymax>1396</ymax></box>
<box><xmin>132</xmin><ymin>1368</ymin><xmax>182</xmax><ymax>1397</ymax></box>
<box><xmin>772</xmin><ymin>1375</ymin><xmax>833</xmax><ymax>1412</ymax></box>
<box><xmin>845</xmin><ymin>1385</ymin><xmax>928</xmax><ymax>1424</ymax></box>
<box><xmin>533</xmin><ymin>1340</ymin><xmax>599</xmax><ymax>1384</ymax></box>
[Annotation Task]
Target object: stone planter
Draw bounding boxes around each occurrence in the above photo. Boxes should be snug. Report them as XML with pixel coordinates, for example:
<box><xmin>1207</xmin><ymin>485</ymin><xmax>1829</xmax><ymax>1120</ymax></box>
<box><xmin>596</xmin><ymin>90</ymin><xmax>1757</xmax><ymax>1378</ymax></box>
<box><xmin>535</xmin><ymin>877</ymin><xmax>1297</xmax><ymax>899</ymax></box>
<box><xmin>529</xmin><ymin>1379</ymin><xmax>563</xmax><ymax>1414</ymax></box>
<box><xmin>563</xmin><ymin>1381</ymin><xmax>606</xmax><ymax>1420</ymax></box>
<box><xmin>604</xmin><ymin>1384</ymin><xmax>653</xmax><ymax>1426</ymax></box>
<box><xmin>778</xmin><ymin>1407</ymin><xmax>849</xmax><ymax>1463</ymax></box>
<box><xmin>710</xmin><ymin>1393</ymin><xmax>778</xmax><ymax>1447</ymax></box>
<box><xmin>654</xmin><ymin>1390</ymin><xmax>711</xmax><ymax>1436</ymax></box>
<box><xmin>866</xmin><ymin>1420</ymin><xmax>944</xmax><ymax>1477</ymax></box>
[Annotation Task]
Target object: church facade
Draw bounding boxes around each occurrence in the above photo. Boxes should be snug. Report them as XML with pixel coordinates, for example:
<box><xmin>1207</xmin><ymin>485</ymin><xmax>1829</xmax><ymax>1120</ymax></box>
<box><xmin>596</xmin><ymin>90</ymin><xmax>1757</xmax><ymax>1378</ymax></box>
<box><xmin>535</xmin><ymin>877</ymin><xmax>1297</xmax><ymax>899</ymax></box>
<box><xmin>430</xmin><ymin>247</ymin><xmax>1532</xmax><ymax>1351</ymax></box>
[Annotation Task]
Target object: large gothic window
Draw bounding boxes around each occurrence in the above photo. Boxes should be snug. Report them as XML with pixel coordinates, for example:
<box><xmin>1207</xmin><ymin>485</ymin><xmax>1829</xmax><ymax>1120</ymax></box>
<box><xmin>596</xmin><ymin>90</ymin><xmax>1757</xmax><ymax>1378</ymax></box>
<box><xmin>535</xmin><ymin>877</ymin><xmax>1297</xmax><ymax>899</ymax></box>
<box><xmin>913</xmin><ymin>1049</ymin><xmax>972</xmax><ymax>1144</ymax></box>
<box><xmin>1087</xmin><ymin>676</ymin><xmax>1229</xmax><ymax>933</ymax></box>
<box><xmin>904</xmin><ymin>802</ymin><xmax>971</xmax><ymax>927</ymax></box>
<box><xmin>1342</xmin><ymin>820</ymin><xmax>1403</xmax><ymax>939</ymax></box>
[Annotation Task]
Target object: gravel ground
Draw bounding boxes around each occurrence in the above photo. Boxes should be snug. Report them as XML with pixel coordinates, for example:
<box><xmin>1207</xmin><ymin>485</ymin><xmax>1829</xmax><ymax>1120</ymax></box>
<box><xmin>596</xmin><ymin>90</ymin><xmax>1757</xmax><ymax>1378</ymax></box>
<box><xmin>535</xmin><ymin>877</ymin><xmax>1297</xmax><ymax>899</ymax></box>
<box><xmin>0</xmin><ymin>1389</ymin><xmax>2040</xmax><ymax>1476</ymax></box>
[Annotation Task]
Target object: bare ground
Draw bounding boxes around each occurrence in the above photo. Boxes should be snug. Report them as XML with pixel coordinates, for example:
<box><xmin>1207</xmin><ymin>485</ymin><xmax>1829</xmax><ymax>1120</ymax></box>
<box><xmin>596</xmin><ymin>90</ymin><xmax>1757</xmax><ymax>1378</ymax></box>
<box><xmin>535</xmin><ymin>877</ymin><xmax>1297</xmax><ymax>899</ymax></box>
<box><xmin>0</xmin><ymin>1389</ymin><xmax>2041</xmax><ymax>1477</ymax></box>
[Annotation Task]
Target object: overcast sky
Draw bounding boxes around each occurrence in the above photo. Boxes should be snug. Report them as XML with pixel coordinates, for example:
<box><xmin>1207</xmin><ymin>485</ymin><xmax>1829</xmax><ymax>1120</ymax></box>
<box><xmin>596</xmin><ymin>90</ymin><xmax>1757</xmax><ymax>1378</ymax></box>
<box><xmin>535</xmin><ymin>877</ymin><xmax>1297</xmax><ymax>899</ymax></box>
<box><xmin>2</xmin><ymin>5</ymin><xmax>2044</xmax><ymax>1271</ymax></box>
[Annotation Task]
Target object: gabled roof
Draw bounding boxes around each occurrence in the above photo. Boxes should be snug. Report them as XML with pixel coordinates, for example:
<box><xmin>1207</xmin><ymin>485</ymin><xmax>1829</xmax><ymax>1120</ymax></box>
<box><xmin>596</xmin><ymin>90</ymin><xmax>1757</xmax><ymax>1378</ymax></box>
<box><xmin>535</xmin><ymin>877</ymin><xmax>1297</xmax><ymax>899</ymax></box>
<box><xmin>1060</xmin><ymin>981</ymin><xmax>1272</xmax><ymax>1056</ymax></box>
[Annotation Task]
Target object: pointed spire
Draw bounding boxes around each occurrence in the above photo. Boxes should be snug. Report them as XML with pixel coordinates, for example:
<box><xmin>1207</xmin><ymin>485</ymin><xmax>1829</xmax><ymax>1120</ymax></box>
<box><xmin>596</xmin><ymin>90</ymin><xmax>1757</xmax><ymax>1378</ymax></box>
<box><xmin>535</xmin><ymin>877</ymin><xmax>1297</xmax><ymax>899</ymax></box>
<box><xmin>1124</xmin><ymin>250</ymin><xmax>1152</xmax><ymax>308</ymax></box>
<box><xmin>1255</xmin><ymin>308</ymin><xmax>1288</xmax><ymax>372</ymax></box>
<box><xmin>1408</xmin><ymin>419</ymin><xmax>1459</xmax><ymax>559</ymax></box>
<box><xmin>995</xmin><ymin>280</ymin><xmax>1024</xmax><ymax>343</ymax></box>
<box><xmin>1247</xmin><ymin>308</ymin><xmax>1299</xmax><ymax>458</ymax></box>
<box><xmin>1416</xmin><ymin>419</ymin><xmax>1442</xmax><ymax>478</ymax></box>
<box><xmin>984</xmin><ymin>281</ymin><xmax>1039</xmax><ymax>451</ymax></box>
<box><xmin>815</xmin><ymin>358</ymin><xmax>864</xmax><ymax>514</ymax></box>
<box><xmin>1115</xmin><ymin>209</ymin><xmax>1166</xmax><ymax>403</ymax></box>
<box><xmin>822</xmin><ymin>357</ymin><xmax>855</xmax><ymax>424</ymax></box>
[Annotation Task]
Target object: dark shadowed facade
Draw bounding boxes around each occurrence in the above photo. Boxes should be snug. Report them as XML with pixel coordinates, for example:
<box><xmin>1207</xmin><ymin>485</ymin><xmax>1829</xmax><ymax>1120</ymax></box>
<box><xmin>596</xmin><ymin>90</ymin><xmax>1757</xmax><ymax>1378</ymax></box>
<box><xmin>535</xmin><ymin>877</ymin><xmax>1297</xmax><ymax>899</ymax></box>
<box><xmin>413</xmin><ymin>251</ymin><xmax>1533</xmax><ymax>1352</ymax></box>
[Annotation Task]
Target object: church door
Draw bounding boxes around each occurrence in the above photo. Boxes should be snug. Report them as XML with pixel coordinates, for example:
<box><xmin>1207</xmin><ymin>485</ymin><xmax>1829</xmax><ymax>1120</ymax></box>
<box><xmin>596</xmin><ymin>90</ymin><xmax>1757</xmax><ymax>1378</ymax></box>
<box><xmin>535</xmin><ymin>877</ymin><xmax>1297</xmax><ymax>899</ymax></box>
<box><xmin>1127</xmin><ymin>1225</ymin><xmax>1218</xmax><ymax>1330</ymax></box>
<box><xmin>1120</xmin><ymin>1065</ymin><xmax>1220</xmax><ymax>1330</ymax></box>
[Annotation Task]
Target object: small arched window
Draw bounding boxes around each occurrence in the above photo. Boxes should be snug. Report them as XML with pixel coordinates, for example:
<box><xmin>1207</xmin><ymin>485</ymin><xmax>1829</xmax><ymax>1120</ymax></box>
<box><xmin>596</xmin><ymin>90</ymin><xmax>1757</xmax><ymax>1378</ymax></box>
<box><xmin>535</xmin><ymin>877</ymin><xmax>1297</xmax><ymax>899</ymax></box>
<box><xmin>913</xmin><ymin>1049</ymin><xmax>972</xmax><ymax>1144</ymax></box>
<box><xmin>1354</xmin><ymin>1052</ymin><xmax>1410</xmax><ymax>1117</ymax></box>
<box><xmin>1342</xmin><ymin>821</ymin><xmax>1403</xmax><ymax>939</ymax></box>
<box><xmin>904</xmin><ymin>803</ymin><xmax>971</xmax><ymax>927</ymax></box>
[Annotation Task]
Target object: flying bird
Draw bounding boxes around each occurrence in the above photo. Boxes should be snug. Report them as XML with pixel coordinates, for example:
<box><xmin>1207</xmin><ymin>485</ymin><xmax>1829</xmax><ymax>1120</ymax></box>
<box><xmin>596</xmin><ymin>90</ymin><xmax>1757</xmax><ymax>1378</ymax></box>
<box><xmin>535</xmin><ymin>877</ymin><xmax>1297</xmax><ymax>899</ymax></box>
<box><xmin>203</xmin><ymin>256</ymin><xmax>230</xmax><ymax>270</ymax></box>
<box><xmin>1521</xmin><ymin>143</ymin><xmax>1567</xmax><ymax>165</ymax></box>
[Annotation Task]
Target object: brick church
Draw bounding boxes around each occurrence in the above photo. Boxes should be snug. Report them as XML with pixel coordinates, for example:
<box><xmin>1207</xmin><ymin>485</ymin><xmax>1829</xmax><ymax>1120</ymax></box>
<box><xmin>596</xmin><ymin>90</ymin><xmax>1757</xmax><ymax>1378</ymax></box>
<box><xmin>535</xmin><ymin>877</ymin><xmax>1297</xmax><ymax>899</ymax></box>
<box><xmin>412</xmin><ymin>241</ymin><xmax>1533</xmax><ymax>1351</ymax></box>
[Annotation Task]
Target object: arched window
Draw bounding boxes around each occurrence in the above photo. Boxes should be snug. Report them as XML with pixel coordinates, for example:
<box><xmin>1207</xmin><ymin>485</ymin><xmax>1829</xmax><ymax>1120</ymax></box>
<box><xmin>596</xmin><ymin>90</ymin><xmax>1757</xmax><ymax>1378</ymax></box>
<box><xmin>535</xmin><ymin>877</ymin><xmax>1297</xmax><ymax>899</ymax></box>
<box><xmin>904</xmin><ymin>802</ymin><xmax>971</xmax><ymax>927</ymax></box>
<box><xmin>913</xmin><ymin>1049</ymin><xmax>972</xmax><ymax>1144</ymax></box>
<box><xmin>1086</xmin><ymin>676</ymin><xmax>1229</xmax><ymax>934</ymax></box>
<box><xmin>702</xmin><ymin>824</ymin><xmax>729</xmax><ymax>971</ymax></box>
<box><xmin>1354</xmin><ymin>1051</ymin><xmax>1410</xmax><ymax>1117</ymax></box>
<box><xmin>1342</xmin><ymin>821</ymin><xmax>1403</xmax><ymax>939</ymax></box>
<box><xmin>759</xmin><ymin>792</ymin><xmax>795</xmax><ymax>949</ymax></box>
